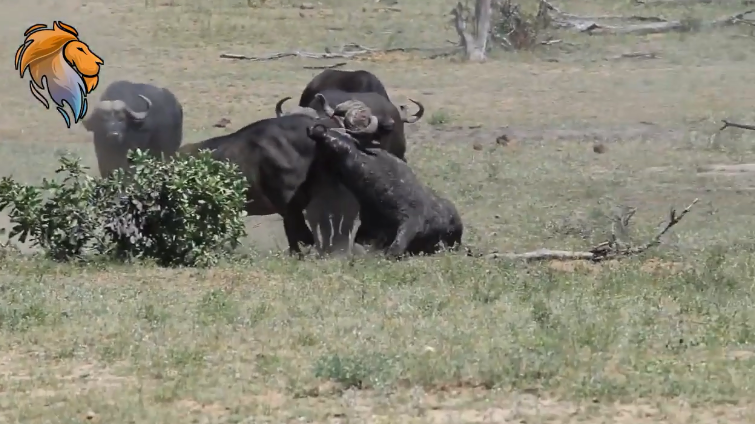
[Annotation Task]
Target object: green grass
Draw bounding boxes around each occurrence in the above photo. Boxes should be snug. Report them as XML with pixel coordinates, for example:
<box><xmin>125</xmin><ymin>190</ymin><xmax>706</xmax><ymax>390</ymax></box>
<box><xmin>2</xmin><ymin>248</ymin><xmax>755</xmax><ymax>421</ymax></box>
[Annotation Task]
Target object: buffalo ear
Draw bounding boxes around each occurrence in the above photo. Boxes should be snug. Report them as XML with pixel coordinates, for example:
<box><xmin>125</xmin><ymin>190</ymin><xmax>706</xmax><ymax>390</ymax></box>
<box><xmin>82</xmin><ymin>111</ymin><xmax>98</xmax><ymax>132</ymax></box>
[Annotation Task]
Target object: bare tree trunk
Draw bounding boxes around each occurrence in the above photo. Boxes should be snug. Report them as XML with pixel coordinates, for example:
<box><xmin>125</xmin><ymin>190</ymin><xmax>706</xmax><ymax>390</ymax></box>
<box><xmin>451</xmin><ymin>0</ymin><xmax>493</xmax><ymax>62</ymax></box>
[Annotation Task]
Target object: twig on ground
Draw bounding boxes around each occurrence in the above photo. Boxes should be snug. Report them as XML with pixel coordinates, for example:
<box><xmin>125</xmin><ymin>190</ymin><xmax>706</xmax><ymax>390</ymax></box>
<box><xmin>720</xmin><ymin>120</ymin><xmax>755</xmax><ymax>131</ymax></box>
<box><xmin>486</xmin><ymin>199</ymin><xmax>699</xmax><ymax>262</ymax></box>
<box><xmin>303</xmin><ymin>62</ymin><xmax>347</xmax><ymax>70</ymax></box>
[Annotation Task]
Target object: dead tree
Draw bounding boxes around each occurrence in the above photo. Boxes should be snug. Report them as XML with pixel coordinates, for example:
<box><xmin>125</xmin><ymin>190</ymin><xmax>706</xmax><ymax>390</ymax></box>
<box><xmin>451</xmin><ymin>0</ymin><xmax>493</xmax><ymax>62</ymax></box>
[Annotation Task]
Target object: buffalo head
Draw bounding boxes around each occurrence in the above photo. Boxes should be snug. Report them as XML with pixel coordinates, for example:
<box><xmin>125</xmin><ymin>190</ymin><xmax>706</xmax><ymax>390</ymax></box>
<box><xmin>331</xmin><ymin>99</ymin><xmax>379</xmax><ymax>135</ymax></box>
<box><xmin>82</xmin><ymin>95</ymin><xmax>152</xmax><ymax>141</ymax></box>
<box><xmin>276</xmin><ymin>94</ymin><xmax>379</xmax><ymax>135</ymax></box>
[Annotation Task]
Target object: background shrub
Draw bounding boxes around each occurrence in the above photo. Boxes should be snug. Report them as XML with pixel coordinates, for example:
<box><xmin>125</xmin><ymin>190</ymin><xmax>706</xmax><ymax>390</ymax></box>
<box><xmin>0</xmin><ymin>149</ymin><xmax>247</xmax><ymax>267</ymax></box>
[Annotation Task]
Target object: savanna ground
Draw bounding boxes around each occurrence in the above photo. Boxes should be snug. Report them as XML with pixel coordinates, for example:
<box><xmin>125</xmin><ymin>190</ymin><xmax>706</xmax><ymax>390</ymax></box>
<box><xmin>2</xmin><ymin>0</ymin><xmax>755</xmax><ymax>422</ymax></box>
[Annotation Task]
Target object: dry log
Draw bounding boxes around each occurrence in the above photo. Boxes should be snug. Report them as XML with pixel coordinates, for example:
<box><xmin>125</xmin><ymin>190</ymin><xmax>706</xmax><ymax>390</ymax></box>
<box><xmin>585</xmin><ymin>21</ymin><xmax>686</xmax><ymax>35</ymax></box>
<box><xmin>220</xmin><ymin>44</ymin><xmax>456</xmax><ymax>62</ymax></box>
<box><xmin>543</xmin><ymin>0</ymin><xmax>755</xmax><ymax>35</ymax></box>
<box><xmin>608</xmin><ymin>51</ymin><xmax>659</xmax><ymax>60</ymax></box>
<box><xmin>486</xmin><ymin>199</ymin><xmax>698</xmax><ymax>262</ymax></box>
<box><xmin>303</xmin><ymin>62</ymin><xmax>347</xmax><ymax>70</ymax></box>
<box><xmin>634</xmin><ymin>0</ymin><xmax>745</xmax><ymax>5</ymax></box>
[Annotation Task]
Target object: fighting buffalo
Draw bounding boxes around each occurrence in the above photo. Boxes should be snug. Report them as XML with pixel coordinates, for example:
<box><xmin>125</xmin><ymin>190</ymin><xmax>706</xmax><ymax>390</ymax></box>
<box><xmin>178</xmin><ymin>95</ymin><xmax>376</xmax><ymax>256</ymax></box>
<box><xmin>298</xmin><ymin>69</ymin><xmax>391</xmax><ymax>107</ymax></box>
<box><xmin>306</xmin><ymin>123</ymin><xmax>463</xmax><ymax>258</ymax></box>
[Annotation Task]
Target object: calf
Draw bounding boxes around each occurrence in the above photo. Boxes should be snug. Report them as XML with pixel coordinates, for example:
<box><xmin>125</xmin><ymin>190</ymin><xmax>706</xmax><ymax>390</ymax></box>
<box><xmin>306</xmin><ymin>124</ymin><xmax>463</xmax><ymax>258</ymax></box>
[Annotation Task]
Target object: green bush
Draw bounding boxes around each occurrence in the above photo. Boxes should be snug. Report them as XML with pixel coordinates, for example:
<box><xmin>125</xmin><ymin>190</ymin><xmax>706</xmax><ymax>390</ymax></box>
<box><xmin>0</xmin><ymin>149</ymin><xmax>247</xmax><ymax>267</ymax></box>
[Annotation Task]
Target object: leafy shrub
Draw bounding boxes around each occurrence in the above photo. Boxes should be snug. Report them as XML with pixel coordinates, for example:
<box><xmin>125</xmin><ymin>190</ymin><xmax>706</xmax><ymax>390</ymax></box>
<box><xmin>0</xmin><ymin>149</ymin><xmax>247</xmax><ymax>267</ymax></box>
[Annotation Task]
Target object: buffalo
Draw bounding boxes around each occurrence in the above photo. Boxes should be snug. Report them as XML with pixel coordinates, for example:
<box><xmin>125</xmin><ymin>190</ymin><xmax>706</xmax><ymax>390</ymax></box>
<box><xmin>306</xmin><ymin>124</ymin><xmax>463</xmax><ymax>258</ymax></box>
<box><xmin>177</xmin><ymin>95</ymin><xmax>376</xmax><ymax>256</ymax></box>
<box><xmin>82</xmin><ymin>80</ymin><xmax>183</xmax><ymax>178</ymax></box>
<box><xmin>276</xmin><ymin>90</ymin><xmax>424</xmax><ymax>254</ymax></box>
<box><xmin>298</xmin><ymin>69</ymin><xmax>391</xmax><ymax>107</ymax></box>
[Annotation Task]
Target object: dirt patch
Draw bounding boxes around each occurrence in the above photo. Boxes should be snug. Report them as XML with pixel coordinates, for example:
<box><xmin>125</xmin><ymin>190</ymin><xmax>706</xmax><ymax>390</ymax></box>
<box><xmin>548</xmin><ymin>259</ymin><xmax>605</xmax><ymax>274</ymax></box>
<box><xmin>414</xmin><ymin>123</ymin><xmax>684</xmax><ymax>146</ymax></box>
<box><xmin>547</xmin><ymin>258</ymin><xmax>684</xmax><ymax>275</ymax></box>
<box><xmin>640</xmin><ymin>258</ymin><xmax>686</xmax><ymax>275</ymax></box>
<box><xmin>697</xmin><ymin>163</ymin><xmax>755</xmax><ymax>177</ymax></box>
<box><xmin>175</xmin><ymin>399</ymin><xmax>229</xmax><ymax>418</ymax></box>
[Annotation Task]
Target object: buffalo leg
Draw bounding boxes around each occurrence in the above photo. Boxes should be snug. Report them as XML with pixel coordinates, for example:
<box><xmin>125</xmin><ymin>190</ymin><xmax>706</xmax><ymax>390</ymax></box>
<box><xmin>385</xmin><ymin>218</ymin><xmax>421</xmax><ymax>259</ymax></box>
<box><xmin>259</xmin><ymin>177</ymin><xmax>315</xmax><ymax>256</ymax></box>
<box><xmin>354</xmin><ymin>219</ymin><xmax>386</xmax><ymax>249</ymax></box>
<box><xmin>283</xmin><ymin>207</ymin><xmax>315</xmax><ymax>256</ymax></box>
<box><xmin>305</xmin><ymin>182</ymin><xmax>359</xmax><ymax>255</ymax></box>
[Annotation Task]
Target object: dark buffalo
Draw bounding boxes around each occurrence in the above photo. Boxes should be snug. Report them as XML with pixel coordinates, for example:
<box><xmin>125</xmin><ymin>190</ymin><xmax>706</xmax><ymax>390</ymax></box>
<box><xmin>82</xmin><ymin>80</ymin><xmax>183</xmax><ymax>178</ymax></box>
<box><xmin>298</xmin><ymin>69</ymin><xmax>391</xmax><ymax>107</ymax></box>
<box><xmin>277</xmin><ymin>90</ymin><xmax>424</xmax><ymax>253</ymax></box>
<box><xmin>306</xmin><ymin>124</ymin><xmax>463</xmax><ymax>258</ymax></box>
<box><xmin>177</xmin><ymin>95</ymin><xmax>375</xmax><ymax>256</ymax></box>
<box><xmin>277</xmin><ymin>89</ymin><xmax>423</xmax><ymax>161</ymax></box>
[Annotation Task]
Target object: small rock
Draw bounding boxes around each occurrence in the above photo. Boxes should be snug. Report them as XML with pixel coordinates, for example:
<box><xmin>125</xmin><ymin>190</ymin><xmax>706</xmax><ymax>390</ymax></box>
<box><xmin>593</xmin><ymin>142</ymin><xmax>607</xmax><ymax>154</ymax></box>
<box><xmin>86</xmin><ymin>411</ymin><xmax>95</xmax><ymax>420</ymax></box>
<box><xmin>213</xmin><ymin>118</ymin><xmax>231</xmax><ymax>128</ymax></box>
<box><xmin>472</xmin><ymin>142</ymin><xmax>483</xmax><ymax>151</ymax></box>
<box><xmin>299</xmin><ymin>2</ymin><xmax>314</xmax><ymax>9</ymax></box>
<box><xmin>496</xmin><ymin>134</ymin><xmax>514</xmax><ymax>146</ymax></box>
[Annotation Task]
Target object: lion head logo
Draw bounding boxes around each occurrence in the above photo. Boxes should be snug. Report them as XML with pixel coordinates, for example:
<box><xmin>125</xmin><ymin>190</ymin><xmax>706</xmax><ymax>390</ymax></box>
<box><xmin>14</xmin><ymin>21</ymin><xmax>104</xmax><ymax>128</ymax></box>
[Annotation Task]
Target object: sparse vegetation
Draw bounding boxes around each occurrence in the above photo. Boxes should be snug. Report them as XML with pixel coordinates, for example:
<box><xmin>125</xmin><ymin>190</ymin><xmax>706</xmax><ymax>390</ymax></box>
<box><xmin>428</xmin><ymin>109</ymin><xmax>452</xmax><ymax>125</ymax></box>
<box><xmin>3</xmin><ymin>0</ymin><xmax>755</xmax><ymax>422</ymax></box>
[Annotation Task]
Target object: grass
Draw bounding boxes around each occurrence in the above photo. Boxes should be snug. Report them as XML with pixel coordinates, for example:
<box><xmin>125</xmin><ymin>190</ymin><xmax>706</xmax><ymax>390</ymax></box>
<box><xmin>3</xmin><ymin>0</ymin><xmax>755</xmax><ymax>421</ymax></box>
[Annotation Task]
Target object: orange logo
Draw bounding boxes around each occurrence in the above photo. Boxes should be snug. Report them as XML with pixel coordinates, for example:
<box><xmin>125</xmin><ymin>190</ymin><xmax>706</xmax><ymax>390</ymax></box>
<box><xmin>14</xmin><ymin>21</ymin><xmax>104</xmax><ymax>128</ymax></box>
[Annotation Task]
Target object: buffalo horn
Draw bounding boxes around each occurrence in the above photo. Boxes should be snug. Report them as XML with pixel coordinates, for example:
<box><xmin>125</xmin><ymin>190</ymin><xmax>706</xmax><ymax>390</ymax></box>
<box><xmin>313</xmin><ymin>93</ymin><xmax>336</xmax><ymax>118</ymax></box>
<box><xmin>275</xmin><ymin>96</ymin><xmax>292</xmax><ymax>117</ymax></box>
<box><xmin>121</xmin><ymin>95</ymin><xmax>151</xmax><ymax>121</ymax></box>
<box><xmin>400</xmin><ymin>98</ymin><xmax>424</xmax><ymax>124</ymax></box>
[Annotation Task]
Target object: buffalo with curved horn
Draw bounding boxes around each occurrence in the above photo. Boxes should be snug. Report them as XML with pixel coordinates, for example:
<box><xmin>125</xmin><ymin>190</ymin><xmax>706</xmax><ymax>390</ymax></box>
<box><xmin>82</xmin><ymin>80</ymin><xmax>183</xmax><ymax>178</ymax></box>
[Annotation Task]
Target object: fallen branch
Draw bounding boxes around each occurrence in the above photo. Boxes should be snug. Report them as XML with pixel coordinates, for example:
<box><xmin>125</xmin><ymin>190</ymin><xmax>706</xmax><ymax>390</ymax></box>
<box><xmin>541</xmin><ymin>0</ymin><xmax>667</xmax><ymax>22</ymax></box>
<box><xmin>720</xmin><ymin>119</ymin><xmax>755</xmax><ymax>131</ymax></box>
<box><xmin>635</xmin><ymin>0</ymin><xmax>745</xmax><ymax>5</ymax></box>
<box><xmin>608</xmin><ymin>51</ymin><xmax>659</xmax><ymax>60</ymax></box>
<box><xmin>220</xmin><ymin>43</ymin><xmax>457</xmax><ymax>62</ymax></box>
<box><xmin>486</xmin><ymin>198</ymin><xmax>698</xmax><ymax>262</ymax></box>
<box><xmin>303</xmin><ymin>62</ymin><xmax>347</xmax><ymax>70</ymax></box>
<box><xmin>542</xmin><ymin>0</ymin><xmax>755</xmax><ymax>35</ymax></box>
